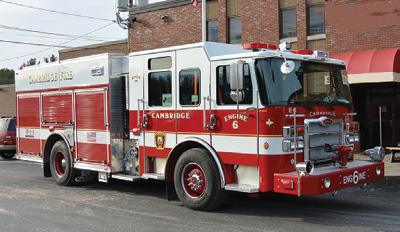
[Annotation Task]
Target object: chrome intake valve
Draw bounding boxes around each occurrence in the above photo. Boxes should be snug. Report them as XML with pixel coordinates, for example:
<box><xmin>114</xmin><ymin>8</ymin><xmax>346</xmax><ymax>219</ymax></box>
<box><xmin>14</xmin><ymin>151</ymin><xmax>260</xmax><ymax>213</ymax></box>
<box><xmin>364</xmin><ymin>147</ymin><xmax>385</xmax><ymax>162</ymax></box>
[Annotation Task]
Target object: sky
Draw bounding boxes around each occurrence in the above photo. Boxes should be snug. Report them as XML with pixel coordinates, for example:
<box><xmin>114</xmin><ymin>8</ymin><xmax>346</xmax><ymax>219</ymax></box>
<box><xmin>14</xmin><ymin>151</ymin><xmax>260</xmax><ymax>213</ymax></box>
<box><xmin>0</xmin><ymin>0</ymin><xmax>163</xmax><ymax>70</ymax></box>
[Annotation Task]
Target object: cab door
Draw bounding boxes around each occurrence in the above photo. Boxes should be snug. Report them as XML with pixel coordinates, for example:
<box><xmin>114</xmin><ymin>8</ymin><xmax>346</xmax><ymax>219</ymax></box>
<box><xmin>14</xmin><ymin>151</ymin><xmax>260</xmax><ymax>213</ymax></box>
<box><xmin>141</xmin><ymin>52</ymin><xmax>176</xmax><ymax>175</ymax></box>
<box><xmin>209</xmin><ymin>59</ymin><xmax>259</xmax><ymax>171</ymax></box>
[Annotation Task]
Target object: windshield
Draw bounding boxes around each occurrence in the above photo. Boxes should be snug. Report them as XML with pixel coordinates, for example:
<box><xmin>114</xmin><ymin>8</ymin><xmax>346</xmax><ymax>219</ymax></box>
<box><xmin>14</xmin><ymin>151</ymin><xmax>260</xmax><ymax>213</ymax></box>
<box><xmin>255</xmin><ymin>58</ymin><xmax>352</xmax><ymax>107</ymax></box>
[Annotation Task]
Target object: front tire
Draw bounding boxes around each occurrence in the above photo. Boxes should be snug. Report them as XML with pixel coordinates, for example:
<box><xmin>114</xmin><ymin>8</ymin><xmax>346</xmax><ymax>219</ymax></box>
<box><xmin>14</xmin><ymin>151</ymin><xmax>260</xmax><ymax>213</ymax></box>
<box><xmin>50</xmin><ymin>141</ymin><xmax>75</xmax><ymax>186</ymax></box>
<box><xmin>174</xmin><ymin>148</ymin><xmax>226</xmax><ymax>211</ymax></box>
<box><xmin>0</xmin><ymin>151</ymin><xmax>15</xmax><ymax>159</ymax></box>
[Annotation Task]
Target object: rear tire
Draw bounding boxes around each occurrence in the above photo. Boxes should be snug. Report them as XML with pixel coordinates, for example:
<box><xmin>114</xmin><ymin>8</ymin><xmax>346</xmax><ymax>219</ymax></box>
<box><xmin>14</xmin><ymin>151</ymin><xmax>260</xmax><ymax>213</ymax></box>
<box><xmin>0</xmin><ymin>152</ymin><xmax>15</xmax><ymax>159</ymax></box>
<box><xmin>174</xmin><ymin>148</ymin><xmax>226</xmax><ymax>211</ymax></box>
<box><xmin>50</xmin><ymin>141</ymin><xmax>75</xmax><ymax>186</ymax></box>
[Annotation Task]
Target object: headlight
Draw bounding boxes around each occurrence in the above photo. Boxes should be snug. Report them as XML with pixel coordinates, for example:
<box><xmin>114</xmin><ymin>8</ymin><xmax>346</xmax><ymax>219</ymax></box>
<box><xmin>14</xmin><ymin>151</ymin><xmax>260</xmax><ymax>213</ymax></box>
<box><xmin>283</xmin><ymin>125</ymin><xmax>304</xmax><ymax>138</ymax></box>
<box><xmin>345</xmin><ymin>133</ymin><xmax>359</xmax><ymax>145</ymax></box>
<box><xmin>282</xmin><ymin>139</ymin><xmax>304</xmax><ymax>152</ymax></box>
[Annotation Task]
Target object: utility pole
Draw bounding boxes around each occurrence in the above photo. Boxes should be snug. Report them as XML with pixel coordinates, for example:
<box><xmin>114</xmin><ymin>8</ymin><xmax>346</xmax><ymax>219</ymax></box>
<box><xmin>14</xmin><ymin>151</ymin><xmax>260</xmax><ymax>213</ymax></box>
<box><xmin>202</xmin><ymin>0</ymin><xmax>206</xmax><ymax>42</ymax></box>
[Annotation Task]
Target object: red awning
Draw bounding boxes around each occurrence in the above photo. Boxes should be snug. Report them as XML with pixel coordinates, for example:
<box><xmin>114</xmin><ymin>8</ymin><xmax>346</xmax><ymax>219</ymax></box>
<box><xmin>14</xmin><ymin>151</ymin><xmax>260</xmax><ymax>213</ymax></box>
<box><xmin>331</xmin><ymin>49</ymin><xmax>400</xmax><ymax>84</ymax></box>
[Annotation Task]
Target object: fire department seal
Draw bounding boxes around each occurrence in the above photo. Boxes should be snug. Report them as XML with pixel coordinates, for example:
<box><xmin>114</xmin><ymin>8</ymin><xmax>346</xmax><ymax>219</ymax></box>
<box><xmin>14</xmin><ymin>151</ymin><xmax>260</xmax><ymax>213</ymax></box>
<box><xmin>155</xmin><ymin>131</ymin><xmax>166</xmax><ymax>150</ymax></box>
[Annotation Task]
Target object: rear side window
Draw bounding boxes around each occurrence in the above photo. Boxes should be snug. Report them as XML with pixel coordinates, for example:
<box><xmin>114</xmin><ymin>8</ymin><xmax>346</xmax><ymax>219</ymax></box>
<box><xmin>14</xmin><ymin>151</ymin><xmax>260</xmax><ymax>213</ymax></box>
<box><xmin>148</xmin><ymin>71</ymin><xmax>172</xmax><ymax>107</ymax></box>
<box><xmin>0</xmin><ymin>119</ymin><xmax>15</xmax><ymax>131</ymax></box>
<box><xmin>8</xmin><ymin>119</ymin><xmax>16</xmax><ymax>131</ymax></box>
<box><xmin>0</xmin><ymin>120</ymin><xmax>7</xmax><ymax>131</ymax></box>
<box><xmin>179</xmin><ymin>69</ymin><xmax>200</xmax><ymax>106</ymax></box>
<box><xmin>148</xmin><ymin>57</ymin><xmax>172</xmax><ymax>70</ymax></box>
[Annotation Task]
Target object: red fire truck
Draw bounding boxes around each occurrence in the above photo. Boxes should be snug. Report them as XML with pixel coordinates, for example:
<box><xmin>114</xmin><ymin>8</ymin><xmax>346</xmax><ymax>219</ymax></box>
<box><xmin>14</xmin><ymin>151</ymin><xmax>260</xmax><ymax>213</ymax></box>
<box><xmin>15</xmin><ymin>42</ymin><xmax>385</xmax><ymax>210</ymax></box>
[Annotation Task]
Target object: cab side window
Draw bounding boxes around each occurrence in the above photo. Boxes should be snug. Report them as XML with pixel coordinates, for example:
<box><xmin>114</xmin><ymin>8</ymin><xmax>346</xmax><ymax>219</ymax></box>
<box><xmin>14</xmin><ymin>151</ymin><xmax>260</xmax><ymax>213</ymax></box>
<box><xmin>148</xmin><ymin>57</ymin><xmax>172</xmax><ymax>107</ymax></box>
<box><xmin>179</xmin><ymin>69</ymin><xmax>200</xmax><ymax>106</ymax></box>
<box><xmin>217</xmin><ymin>64</ymin><xmax>252</xmax><ymax>105</ymax></box>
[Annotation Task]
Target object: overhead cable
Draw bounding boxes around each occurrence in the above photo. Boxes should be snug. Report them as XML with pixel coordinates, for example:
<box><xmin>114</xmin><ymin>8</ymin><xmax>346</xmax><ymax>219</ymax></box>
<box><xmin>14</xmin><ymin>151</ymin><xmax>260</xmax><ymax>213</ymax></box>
<box><xmin>0</xmin><ymin>0</ymin><xmax>115</xmax><ymax>22</ymax></box>
<box><xmin>0</xmin><ymin>39</ymin><xmax>72</xmax><ymax>48</ymax></box>
<box><xmin>0</xmin><ymin>22</ymin><xmax>115</xmax><ymax>63</ymax></box>
<box><xmin>0</xmin><ymin>31</ymin><xmax>108</xmax><ymax>42</ymax></box>
<box><xmin>0</xmin><ymin>24</ymin><xmax>120</xmax><ymax>41</ymax></box>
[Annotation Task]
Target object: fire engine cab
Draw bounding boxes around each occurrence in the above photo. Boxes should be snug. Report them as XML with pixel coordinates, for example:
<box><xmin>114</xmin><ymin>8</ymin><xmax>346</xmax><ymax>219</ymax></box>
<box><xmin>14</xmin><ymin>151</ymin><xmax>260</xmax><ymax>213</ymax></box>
<box><xmin>15</xmin><ymin>42</ymin><xmax>385</xmax><ymax>210</ymax></box>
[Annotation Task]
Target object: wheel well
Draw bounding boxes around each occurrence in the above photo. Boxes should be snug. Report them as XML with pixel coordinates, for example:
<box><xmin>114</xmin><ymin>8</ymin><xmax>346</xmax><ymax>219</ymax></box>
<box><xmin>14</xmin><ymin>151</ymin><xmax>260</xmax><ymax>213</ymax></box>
<box><xmin>43</xmin><ymin>134</ymin><xmax>70</xmax><ymax>177</ymax></box>
<box><xmin>165</xmin><ymin>141</ymin><xmax>202</xmax><ymax>182</ymax></box>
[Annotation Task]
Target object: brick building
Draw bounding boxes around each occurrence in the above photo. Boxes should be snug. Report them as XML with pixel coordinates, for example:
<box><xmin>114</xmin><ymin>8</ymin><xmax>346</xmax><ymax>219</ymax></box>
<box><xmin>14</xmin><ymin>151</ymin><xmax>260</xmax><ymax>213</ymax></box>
<box><xmin>127</xmin><ymin>0</ymin><xmax>399</xmax><ymax>149</ymax></box>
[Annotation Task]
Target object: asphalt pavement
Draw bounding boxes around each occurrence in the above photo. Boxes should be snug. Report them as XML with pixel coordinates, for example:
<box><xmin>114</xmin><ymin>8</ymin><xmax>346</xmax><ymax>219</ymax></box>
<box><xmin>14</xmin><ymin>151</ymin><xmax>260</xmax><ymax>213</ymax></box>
<box><xmin>1</xmin><ymin>157</ymin><xmax>400</xmax><ymax>232</ymax></box>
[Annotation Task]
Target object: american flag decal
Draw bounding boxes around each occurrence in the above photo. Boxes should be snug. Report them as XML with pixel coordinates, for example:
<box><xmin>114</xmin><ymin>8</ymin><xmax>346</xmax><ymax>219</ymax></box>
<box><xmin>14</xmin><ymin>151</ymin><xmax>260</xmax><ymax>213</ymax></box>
<box><xmin>87</xmin><ymin>131</ymin><xmax>97</xmax><ymax>143</ymax></box>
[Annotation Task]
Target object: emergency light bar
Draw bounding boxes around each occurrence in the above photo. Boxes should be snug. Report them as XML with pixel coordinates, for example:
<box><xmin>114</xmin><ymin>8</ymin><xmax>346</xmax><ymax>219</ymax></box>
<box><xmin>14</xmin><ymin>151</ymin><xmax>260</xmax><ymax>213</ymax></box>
<box><xmin>243</xmin><ymin>43</ymin><xmax>277</xmax><ymax>51</ymax></box>
<box><xmin>292</xmin><ymin>50</ymin><xmax>330</xmax><ymax>59</ymax></box>
<box><xmin>292</xmin><ymin>50</ymin><xmax>314</xmax><ymax>55</ymax></box>
<box><xmin>244</xmin><ymin>42</ymin><xmax>330</xmax><ymax>60</ymax></box>
<box><xmin>314</xmin><ymin>50</ymin><xmax>329</xmax><ymax>58</ymax></box>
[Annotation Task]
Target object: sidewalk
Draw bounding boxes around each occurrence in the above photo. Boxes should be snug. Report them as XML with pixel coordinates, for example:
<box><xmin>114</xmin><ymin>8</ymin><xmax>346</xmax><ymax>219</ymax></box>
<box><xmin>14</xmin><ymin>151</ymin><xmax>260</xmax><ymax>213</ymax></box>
<box><xmin>355</xmin><ymin>152</ymin><xmax>399</xmax><ymax>177</ymax></box>
<box><xmin>354</xmin><ymin>152</ymin><xmax>400</xmax><ymax>189</ymax></box>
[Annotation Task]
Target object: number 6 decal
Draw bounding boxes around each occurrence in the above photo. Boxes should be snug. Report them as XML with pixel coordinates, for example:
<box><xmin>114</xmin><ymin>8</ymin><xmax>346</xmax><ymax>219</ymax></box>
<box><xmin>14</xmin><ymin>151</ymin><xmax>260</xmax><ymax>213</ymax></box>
<box><xmin>233</xmin><ymin>120</ymin><xmax>239</xmax><ymax>130</ymax></box>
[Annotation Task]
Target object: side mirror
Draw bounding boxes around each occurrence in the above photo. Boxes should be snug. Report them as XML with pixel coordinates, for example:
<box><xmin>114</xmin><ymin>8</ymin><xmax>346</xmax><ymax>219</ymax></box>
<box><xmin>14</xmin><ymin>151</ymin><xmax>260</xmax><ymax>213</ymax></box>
<box><xmin>230</xmin><ymin>61</ymin><xmax>244</xmax><ymax>91</ymax></box>
<box><xmin>230</xmin><ymin>61</ymin><xmax>245</xmax><ymax>103</ymax></box>
<box><xmin>280</xmin><ymin>60</ymin><xmax>295</xmax><ymax>74</ymax></box>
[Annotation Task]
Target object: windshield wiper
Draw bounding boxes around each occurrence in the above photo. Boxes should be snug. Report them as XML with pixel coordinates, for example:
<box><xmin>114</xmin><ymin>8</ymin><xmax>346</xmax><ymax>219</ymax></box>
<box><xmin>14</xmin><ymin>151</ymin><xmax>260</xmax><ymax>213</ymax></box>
<box><xmin>288</xmin><ymin>100</ymin><xmax>314</xmax><ymax>111</ymax></box>
<box><xmin>330</xmin><ymin>99</ymin><xmax>353</xmax><ymax>110</ymax></box>
<box><xmin>320</xmin><ymin>101</ymin><xmax>335</xmax><ymax>111</ymax></box>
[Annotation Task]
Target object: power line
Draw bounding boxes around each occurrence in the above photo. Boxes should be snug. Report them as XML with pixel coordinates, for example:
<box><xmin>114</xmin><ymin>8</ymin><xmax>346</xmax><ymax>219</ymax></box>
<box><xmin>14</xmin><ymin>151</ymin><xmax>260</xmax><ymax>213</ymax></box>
<box><xmin>0</xmin><ymin>24</ymin><xmax>121</xmax><ymax>41</ymax></box>
<box><xmin>0</xmin><ymin>31</ymin><xmax>107</xmax><ymax>42</ymax></box>
<box><xmin>0</xmin><ymin>0</ymin><xmax>115</xmax><ymax>22</ymax></box>
<box><xmin>0</xmin><ymin>22</ymin><xmax>116</xmax><ymax>63</ymax></box>
<box><xmin>0</xmin><ymin>39</ymin><xmax>72</xmax><ymax>48</ymax></box>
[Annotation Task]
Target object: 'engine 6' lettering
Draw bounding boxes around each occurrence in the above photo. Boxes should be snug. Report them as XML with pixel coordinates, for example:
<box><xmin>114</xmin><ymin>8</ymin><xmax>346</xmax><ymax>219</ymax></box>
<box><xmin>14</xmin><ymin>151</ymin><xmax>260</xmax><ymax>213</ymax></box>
<box><xmin>343</xmin><ymin>170</ymin><xmax>366</xmax><ymax>185</ymax></box>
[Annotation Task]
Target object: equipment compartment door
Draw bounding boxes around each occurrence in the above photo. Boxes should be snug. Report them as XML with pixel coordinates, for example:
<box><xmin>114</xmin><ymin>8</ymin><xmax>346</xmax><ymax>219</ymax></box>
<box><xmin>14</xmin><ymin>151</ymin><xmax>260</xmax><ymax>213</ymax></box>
<box><xmin>17</xmin><ymin>94</ymin><xmax>41</xmax><ymax>157</ymax></box>
<box><xmin>75</xmin><ymin>89</ymin><xmax>110</xmax><ymax>165</ymax></box>
<box><xmin>42</xmin><ymin>92</ymin><xmax>73</xmax><ymax>125</ymax></box>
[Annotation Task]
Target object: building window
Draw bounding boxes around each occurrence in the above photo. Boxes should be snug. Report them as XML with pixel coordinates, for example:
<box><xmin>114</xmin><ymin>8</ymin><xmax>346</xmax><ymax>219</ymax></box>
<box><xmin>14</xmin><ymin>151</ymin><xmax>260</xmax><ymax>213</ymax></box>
<box><xmin>207</xmin><ymin>20</ymin><xmax>219</xmax><ymax>42</ymax></box>
<box><xmin>217</xmin><ymin>64</ymin><xmax>252</xmax><ymax>105</ymax></box>
<box><xmin>179</xmin><ymin>69</ymin><xmax>200</xmax><ymax>106</ymax></box>
<box><xmin>308</xmin><ymin>4</ymin><xmax>325</xmax><ymax>35</ymax></box>
<box><xmin>280</xmin><ymin>8</ymin><xmax>297</xmax><ymax>38</ymax></box>
<box><xmin>228</xmin><ymin>16</ymin><xmax>242</xmax><ymax>44</ymax></box>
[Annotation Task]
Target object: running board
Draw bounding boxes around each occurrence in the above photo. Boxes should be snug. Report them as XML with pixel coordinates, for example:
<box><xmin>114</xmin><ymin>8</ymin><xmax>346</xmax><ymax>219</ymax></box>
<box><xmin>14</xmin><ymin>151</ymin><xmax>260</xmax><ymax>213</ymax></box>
<box><xmin>225</xmin><ymin>183</ymin><xmax>259</xmax><ymax>193</ymax></box>
<box><xmin>17</xmin><ymin>153</ymin><xmax>42</xmax><ymax>163</ymax></box>
<box><xmin>112</xmin><ymin>174</ymin><xmax>141</xmax><ymax>182</ymax></box>
<box><xmin>74</xmin><ymin>162</ymin><xmax>111</xmax><ymax>173</ymax></box>
<box><xmin>142</xmin><ymin>173</ymin><xmax>165</xmax><ymax>180</ymax></box>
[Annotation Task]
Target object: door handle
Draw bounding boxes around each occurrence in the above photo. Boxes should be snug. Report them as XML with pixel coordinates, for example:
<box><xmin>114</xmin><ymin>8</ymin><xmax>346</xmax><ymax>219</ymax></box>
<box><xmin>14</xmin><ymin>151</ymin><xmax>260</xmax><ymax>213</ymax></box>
<box><xmin>203</xmin><ymin>96</ymin><xmax>210</xmax><ymax>129</ymax></box>
<box><xmin>137</xmin><ymin>99</ymin><xmax>147</xmax><ymax>128</ymax></box>
<box><xmin>210</xmin><ymin>114</ymin><xmax>216</xmax><ymax>130</ymax></box>
<box><xmin>203</xmin><ymin>96</ymin><xmax>215</xmax><ymax>130</ymax></box>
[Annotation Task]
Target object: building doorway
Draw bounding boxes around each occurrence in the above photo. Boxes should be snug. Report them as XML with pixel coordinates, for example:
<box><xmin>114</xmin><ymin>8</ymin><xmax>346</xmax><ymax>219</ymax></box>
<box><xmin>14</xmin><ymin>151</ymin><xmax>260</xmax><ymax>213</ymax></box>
<box><xmin>352</xmin><ymin>84</ymin><xmax>400</xmax><ymax>150</ymax></box>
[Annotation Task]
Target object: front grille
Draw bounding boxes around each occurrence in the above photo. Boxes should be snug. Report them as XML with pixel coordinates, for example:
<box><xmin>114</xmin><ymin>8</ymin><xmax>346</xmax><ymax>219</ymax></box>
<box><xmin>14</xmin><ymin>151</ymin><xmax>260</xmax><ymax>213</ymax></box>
<box><xmin>304</xmin><ymin>117</ymin><xmax>344</xmax><ymax>163</ymax></box>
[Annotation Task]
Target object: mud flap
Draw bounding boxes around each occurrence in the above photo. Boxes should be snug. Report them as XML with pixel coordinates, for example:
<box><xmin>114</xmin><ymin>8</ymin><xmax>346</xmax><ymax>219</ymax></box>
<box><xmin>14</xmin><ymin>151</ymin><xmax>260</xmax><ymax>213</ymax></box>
<box><xmin>166</xmin><ymin>181</ymin><xmax>178</xmax><ymax>200</ymax></box>
<box><xmin>43</xmin><ymin>161</ymin><xmax>52</xmax><ymax>177</ymax></box>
